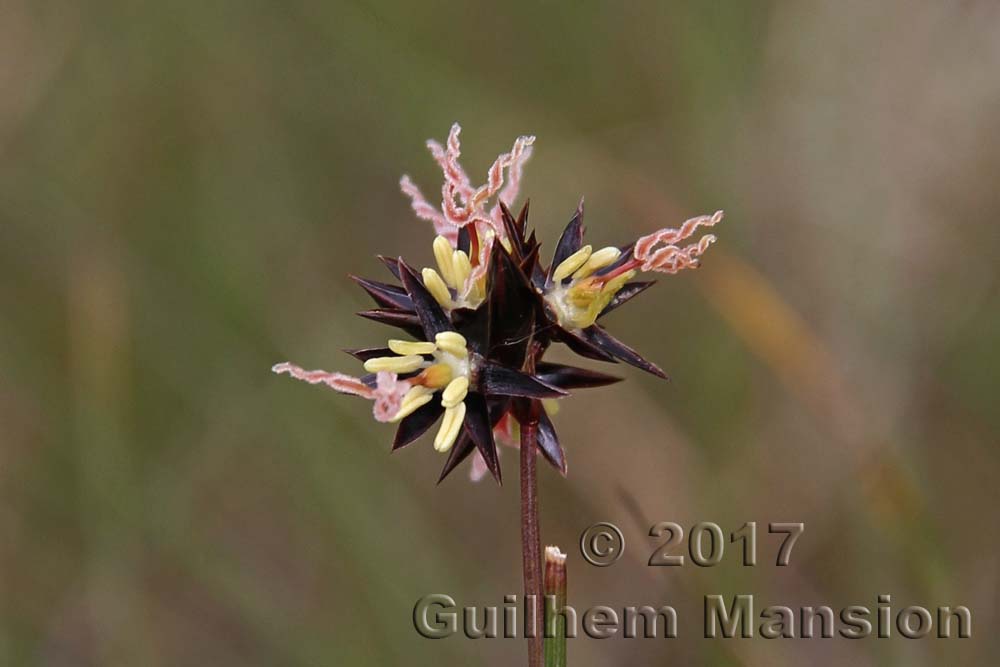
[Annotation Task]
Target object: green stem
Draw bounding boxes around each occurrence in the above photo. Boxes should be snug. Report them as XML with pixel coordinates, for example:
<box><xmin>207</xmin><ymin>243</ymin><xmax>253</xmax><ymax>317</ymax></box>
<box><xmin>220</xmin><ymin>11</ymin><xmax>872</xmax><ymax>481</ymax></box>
<box><xmin>544</xmin><ymin>546</ymin><xmax>568</xmax><ymax>667</ymax></box>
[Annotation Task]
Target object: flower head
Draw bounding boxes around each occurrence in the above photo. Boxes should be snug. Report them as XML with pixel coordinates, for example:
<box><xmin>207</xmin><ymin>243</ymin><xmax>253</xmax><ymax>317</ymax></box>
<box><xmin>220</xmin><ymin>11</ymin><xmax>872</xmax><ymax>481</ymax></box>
<box><xmin>400</xmin><ymin>123</ymin><xmax>535</xmax><ymax>299</ymax></box>
<box><xmin>274</xmin><ymin>124</ymin><xmax>722</xmax><ymax>484</ymax></box>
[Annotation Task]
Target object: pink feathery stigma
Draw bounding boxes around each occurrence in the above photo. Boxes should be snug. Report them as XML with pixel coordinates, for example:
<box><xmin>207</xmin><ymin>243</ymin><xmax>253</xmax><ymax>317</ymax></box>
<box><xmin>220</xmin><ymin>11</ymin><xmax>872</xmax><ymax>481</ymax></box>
<box><xmin>400</xmin><ymin>175</ymin><xmax>455</xmax><ymax>242</ymax></box>
<box><xmin>634</xmin><ymin>210</ymin><xmax>724</xmax><ymax>274</ymax></box>
<box><xmin>483</xmin><ymin>134</ymin><xmax>536</xmax><ymax>199</ymax></box>
<box><xmin>435</xmin><ymin>124</ymin><xmax>479</xmax><ymax>229</ymax></box>
<box><xmin>642</xmin><ymin>235</ymin><xmax>718</xmax><ymax>274</ymax></box>
<box><xmin>441</xmin><ymin>181</ymin><xmax>476</xmax><ymax>227</ymax></box>
<box><xmin>427</xmin><ymin>123</ymin><xmax>474</xmax><ymax>202</ymax></box>
<box><xmin>466</xmin><ymin>134</ymin><xmax>535</xmax><ymax>292</ymax></box>
<box><xmin>272</xmin><ymin>362</ymin><xmax>376</xmax><ymax>399</ymax></box>
<box><xmin>400</xmin><ymin>175</ymin><xmax>445</xmax><ymax>224</ymax></box>
<box><xmin>491</xmin><ymin>137</ymin><xmax>533</xmax><ymax>223</ymax></box>
<box><xmin>401</xmin><ymin>124</ymin><xmax>536</xmax><ymax>249</ymax></box>
<box><xmin>634</xmin><ymin>210</ymin><xmax>724</xmax><ymax>258</ymax></box>
<box><xmin>271</xmin><ymin>364</ymin><xmax>410</xmax><ymax>423</ymax></box>
<box><xmin>371</xmin><ymin>371</ymin><xmax>411</xmax><ymax>423</ymax></box>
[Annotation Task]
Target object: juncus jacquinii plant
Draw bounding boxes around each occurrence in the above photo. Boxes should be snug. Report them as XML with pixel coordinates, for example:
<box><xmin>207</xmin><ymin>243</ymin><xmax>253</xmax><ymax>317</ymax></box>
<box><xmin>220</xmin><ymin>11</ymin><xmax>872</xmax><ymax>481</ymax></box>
<box><xmin>273</xmin><ymin>123</ymin><xmax>722</xmax><ymax>666</ymax></box>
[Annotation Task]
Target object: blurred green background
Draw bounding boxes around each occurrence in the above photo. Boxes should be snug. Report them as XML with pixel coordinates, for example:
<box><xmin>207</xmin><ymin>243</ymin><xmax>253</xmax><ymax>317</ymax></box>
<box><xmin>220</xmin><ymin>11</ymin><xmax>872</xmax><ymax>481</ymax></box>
<box><xmin>2</xmin><ymin>1</ymin><xmax>998</xmax><ymax>665</ymax></box>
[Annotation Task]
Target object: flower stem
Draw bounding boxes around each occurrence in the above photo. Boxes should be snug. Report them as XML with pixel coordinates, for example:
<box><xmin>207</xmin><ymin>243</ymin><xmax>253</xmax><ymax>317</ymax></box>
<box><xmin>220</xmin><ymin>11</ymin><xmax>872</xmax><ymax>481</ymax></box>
<box><xmin>520</xmin><ymin>411</ymin><xmax>543</xmax><ymax>667</ymax></box>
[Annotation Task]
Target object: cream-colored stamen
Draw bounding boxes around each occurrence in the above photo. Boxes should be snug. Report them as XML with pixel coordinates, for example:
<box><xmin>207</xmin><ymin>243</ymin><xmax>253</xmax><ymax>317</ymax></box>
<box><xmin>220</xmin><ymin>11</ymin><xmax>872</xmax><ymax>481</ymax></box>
<box><xmin>601</xmin><ymin>269</ymin><xmax>637</xmax><ymax>296</ymax></box>
<box><xmin>434</xmin><ymin>402</ymin><xmax>467</xmax><ymax>452</ymax></box>
<box><xmin>552</xmin><ymin>245</ymin><xmax>593</xmax><ymax>282</ymax></box>
<box><xmin>434</xmin><ymin>331</ymin><xmax>469</xmax><ymax>358</ymax></box>
<box><xmin>440</xmin><ymin>376</ymin><xmax>469</xmax><ymax>409</ymax></box>
<box><xmin>391</xmin><ymin>386</ymin><xmax>434</xmax><ymax>421</ymax></box>
<box><xmin>544</xmin><ymin>265</ymin><xmax>639</xmax><ymax>331</ymax></box>
<box><xmin>571</xmin><ymin>246</ymin><xmax>621</xmax><ymax>280</ymax></box>
<box><xmin>452</xmin><ymin>250</ymin><xmax>473</xmax><ymax>288</ymax></box>
<box><xmin>422</xmin><ymin>268</ymin><xmax>453</xmax><ymax>307</ymax></box>
<box><xmin>363</xmin><ymin>355</ymin><xmax>424</xmax><ymax>374</ymax></box>
<box><xmin>433</xmin><ymin>235</ymin><xmax>457</xmax><ymax>287</ymax></box>
<box><xmin>388</xmin><ymin>339</ymin><xmax>437</xmax><ymax>356</ymax></box>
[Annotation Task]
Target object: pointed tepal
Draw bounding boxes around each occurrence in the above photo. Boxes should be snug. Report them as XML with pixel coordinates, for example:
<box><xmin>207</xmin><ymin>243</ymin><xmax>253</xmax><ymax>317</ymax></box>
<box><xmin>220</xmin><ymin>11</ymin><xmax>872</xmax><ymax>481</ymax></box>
<box><xmin>547</xmin><ymin>200</ymin><xmax>586</xmax><ymax>285</ymax></box>
<box><xmin>398</xmin><ymin>258</ymin><xmax>452</xmax><ymax>338</ymax></box>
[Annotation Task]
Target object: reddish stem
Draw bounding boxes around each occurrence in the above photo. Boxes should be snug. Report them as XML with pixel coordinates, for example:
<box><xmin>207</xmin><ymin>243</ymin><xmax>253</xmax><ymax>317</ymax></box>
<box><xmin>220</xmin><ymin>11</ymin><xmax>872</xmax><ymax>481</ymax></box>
<box><xmin>520</xmin><ymin>413</ymin><xmax>543</xmax><ymax>667</ymax></box>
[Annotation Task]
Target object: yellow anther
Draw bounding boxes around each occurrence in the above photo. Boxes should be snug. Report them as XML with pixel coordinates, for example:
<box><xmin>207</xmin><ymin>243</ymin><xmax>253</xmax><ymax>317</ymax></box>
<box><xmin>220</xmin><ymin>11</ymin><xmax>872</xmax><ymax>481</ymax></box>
<box><xmin>388</xmin><ymin>339</ymin><xmax>437</xmax><ymax>356</ymax></box>
<box><xmin>552</xmin><ymin>245</ymin><xmax>593</xmax><ymax>282</ymax></box>
<box><xmin>441</xmin><ymin>376</ymin><xmax>469</xmax><ymax>409</ymax></box>
<box><xmin>401</xmin><ymin>385</ymin><xmax>432</xmax><ymax>407</ymax></box>
<box><xmin>452</xmin><ymin>250</ymin><xmax>473</xmax><ymax>288</ymax></box>
<box><xmin>391</xmin><ymin>386</ymin><xmax>434</xmax><ymax>422</ymax></box>
<box><xmin>500</xmin><ymin>235</ymin><xmax>513</xmax><ymax>253</ymax></box>
<box><xmin>433</xmin><ymin>236</ymin><xmax>457</xmax><ymax>287</ymax></box>
<box><xmin>363</xmin><ymin>355</ymin><xmax>424</xmax><ymax>374</ymax></box>
<box><xmin>434</xmin><ymin>402</ymin><xmax>467</xmax><ymax>452</ymax></box>
<box><xmin>422</xmin><ymin>268</ymin><xmax>453</xmax><ymax>308</ymax></box>
<box><xmin>542</xmin><ymin>398</ymin><xmax>561</xmax><ymax>416</ymax></box>
<box><xmin>434</xmin><ymin>331</ymin><xmax>468</xmax><ymax>358</ymax></box>
<box><xmin>419</xmin><ymin>363</ymin><xmax>453</xmax><ymax>389</ymax></box>
<box><xmin>571</xmin><ymin>246</ymin><xmax>621</xmax><ymax>280</ymax></box>
<box><xmin>601</xmin><ymin>269</ymin><xmax>637</xmax><ymax>296</ymax></box>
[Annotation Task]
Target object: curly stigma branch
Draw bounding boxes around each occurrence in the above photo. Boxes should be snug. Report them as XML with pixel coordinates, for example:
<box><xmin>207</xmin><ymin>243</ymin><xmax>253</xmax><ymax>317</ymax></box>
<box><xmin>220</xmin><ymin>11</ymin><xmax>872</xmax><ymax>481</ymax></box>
<box><xmin>414</xmin><ymin>594</ymin><xmax>971</xmax><ymax>640</ymax></box>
